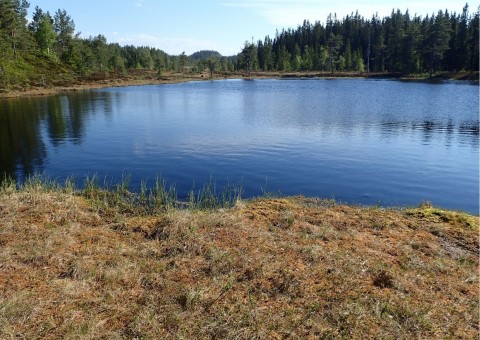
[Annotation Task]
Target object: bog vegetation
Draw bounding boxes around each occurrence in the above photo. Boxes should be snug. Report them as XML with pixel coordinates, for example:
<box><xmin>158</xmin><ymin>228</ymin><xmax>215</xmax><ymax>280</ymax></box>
<box><xmin>0</xmin><ymin>0</ymin><xmax>478</xmax><ymax>90</ymax></box>
<box><xmin>0</xmin><ymin>177</ymin><xmax>478</xmax><ymax>338</ymax></box>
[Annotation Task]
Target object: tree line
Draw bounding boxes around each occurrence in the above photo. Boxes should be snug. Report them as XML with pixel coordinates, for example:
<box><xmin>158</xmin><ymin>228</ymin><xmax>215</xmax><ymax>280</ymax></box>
<box><xmin>0</xmin><ymin>0</ymin><xmax>478</xmax><ymax>90</ymax></box>
<box><xmin>0</xmin><ymin>0</ymin><xmax>236</xmax><ymax>89</ymax></box>
<box><xmin>238</xmin><ymin>5</ymin><xmax>479</xmax><ymax>74</ymax></box>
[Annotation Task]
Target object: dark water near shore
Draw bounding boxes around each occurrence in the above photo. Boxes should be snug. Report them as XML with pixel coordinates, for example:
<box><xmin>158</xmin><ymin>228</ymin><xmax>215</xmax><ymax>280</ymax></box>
<box><xmin>1</xmin><ymin>78</ymin><xmax>478</xmax><ymax>213</ymax></box>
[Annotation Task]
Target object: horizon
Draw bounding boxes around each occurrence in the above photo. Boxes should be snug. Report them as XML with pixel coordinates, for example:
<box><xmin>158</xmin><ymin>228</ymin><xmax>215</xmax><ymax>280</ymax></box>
<box><xmin>30</xmin><ymin>1</ymin><xmax>472</xmax><ymax>56</ymax></box>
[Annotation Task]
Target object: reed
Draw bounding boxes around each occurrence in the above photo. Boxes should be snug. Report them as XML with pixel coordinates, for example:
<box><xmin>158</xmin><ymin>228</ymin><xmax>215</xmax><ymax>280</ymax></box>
<box><xmin>1</xmin><ymin>174</ymin><xmax>244</xmax><ymax>213</ymax></box>
<box><xmin>0</xmin><ymin>174</ymin><xmax>16</xmax><ymax>194</ymax></box>
<box><xmin>189</xmin><ymin>176</ymin><xmax>243</xmax><ymax>210</ymax></box>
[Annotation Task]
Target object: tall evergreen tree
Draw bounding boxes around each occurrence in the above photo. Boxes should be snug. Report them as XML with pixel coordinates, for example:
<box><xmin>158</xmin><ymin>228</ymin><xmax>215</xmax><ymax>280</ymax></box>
<box><xmin>426</xmin><ymin>10</ymin><xmax>452</xmax><ymax>74</ymax></box>
<box><xmin>344</xmin><ymin>39</ymin><xmax>352</xmax><ymax>70</ymax></box>
<box><xmin>54</xmin><ymin>9</ymin><xmax>75</xmax><ymax>63</ymax></box>
<box><xmin>28</xmin><ymin>5</ymin><xmax>43</xmax><ymax>34</ymax></box>
<box><xmin>0</xmin><ymin>0</ymin><xmax>30</xmax><ymax>57</ymax></box>
<box><xmin>206</xmin><ymin>56</ymin><xmax>217</xmax><ymax>78</ymax></box>
<box><xmin>467</xmin><ymin>7</ymin><xmax>479</xmax><ymax>71</ymax></box>
<box><xmin>327</xmin><ymin>33</ymin><xmax>342</xmax><ymax>73</ymax></box>
<box><xmin>240</xmin><ymin>41</ymin><xmax>257</xmax><ymax>75</ymax></box>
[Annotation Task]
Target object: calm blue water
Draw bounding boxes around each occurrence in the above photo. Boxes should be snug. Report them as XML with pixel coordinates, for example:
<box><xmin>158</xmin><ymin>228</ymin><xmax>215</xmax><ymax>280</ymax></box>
<box><xmin>1</xmin><ymin>78</ymin><xmax>478</xmax><ymax>213</ymax></box>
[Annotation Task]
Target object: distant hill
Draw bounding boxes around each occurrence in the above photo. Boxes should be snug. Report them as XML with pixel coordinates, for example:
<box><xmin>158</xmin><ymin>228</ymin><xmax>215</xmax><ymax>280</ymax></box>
<box><xmin>189</xmin><ymin>50</ymin><xmax>222</xmax><ymax>61</ymax></box>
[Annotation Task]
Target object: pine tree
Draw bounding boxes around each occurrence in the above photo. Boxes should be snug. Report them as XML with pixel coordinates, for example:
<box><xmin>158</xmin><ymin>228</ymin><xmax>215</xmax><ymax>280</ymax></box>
<box><xmin>301</xmin><ymin>45</ymin><xmax>313</xmax><ymax>70</ymax></box>
<box><xmin>291</xmin><ymin>43</ymin><xmax>302</xmax><ymax>71</ymax></box>
<box><xmin>179</xmin><ymin>52</ymin><xmax>188</xmax><ymax>73</ymax></box>
<box><xmin>240</xmin><ymin>41</ymin><xmax>257</xmax><ymax>75</ymax></box>
<box><xmin>327</xmin><ymin>33</ymin><xmax>342</xmax><ymax>73</ymax></box>
<box><xmin>344</xmin><ymin>39</ymin><xmax>352</xmax><ymax>70</ymax></box>
<box><xmin>426</xmin><ymin>10</ymin><xmax>452</xmax><ymax>74</ymax></box>
<box><xmin>206</xmin><ymin>56</ymin><xmax>217</xmax><ymax>78</ymax></box>
<box><xmin>0</xmin><ymin>0</ymin><xmax>31</xmax><ymax>57</ymax></box>
<box><xmin>28</xmin><ymin>6</ymin><xmax>43</xmax><ymax>34</ymax></box>
<box><xmin>54</xmin><ymin>9</ymin><xmax>75</xmax><ymax>64</ymax></box>
<box><xmin>467</xmin><ymin>7</ymin><xmax>479</xmax><ymax>71</ymax></box>
<box><xmin>278</xmin><ymin>45</ymin><xmax>291</xmax><ymax>71</ymax></box>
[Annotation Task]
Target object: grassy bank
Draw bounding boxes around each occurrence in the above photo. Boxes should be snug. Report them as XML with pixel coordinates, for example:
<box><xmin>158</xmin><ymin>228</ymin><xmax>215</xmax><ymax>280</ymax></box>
<box><xmin>1</xmin><ymin>69</ymin><xmax>477</xmax><ymax>99</ymax></box>
<box><xmin>0</xmin><ymin>178</ymin><xmax>478</xmax><ymax>338</ymax></box>
<box><xmin>0</xmin><ymin>70</ymin><xmax>217</xmax><ymax>99</ymax></box>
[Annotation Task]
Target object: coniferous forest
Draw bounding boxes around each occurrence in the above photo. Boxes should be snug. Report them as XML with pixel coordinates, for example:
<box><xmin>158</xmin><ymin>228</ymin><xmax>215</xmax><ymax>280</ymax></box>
<box><xmin>0</xmin><ymin>0</ymin><xmax>478</xmax><ymax>90</ymax></box>
<box><xmin>240</xmin><ymin>6</ymin><xmax>479</xmax><ymax>75</ymax></box>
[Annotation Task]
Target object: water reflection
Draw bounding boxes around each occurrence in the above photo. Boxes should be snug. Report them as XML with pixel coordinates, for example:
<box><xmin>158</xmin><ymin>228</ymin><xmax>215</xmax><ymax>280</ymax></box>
<box><xmin>0</xmin><ymin>98</ymin><xmax>46</xmax><ymax>178</ymax></box>
<box><xmin>0</xmin><ymin>92</ymin><xmax>115</xmax><ymax>179</ymax></box>
<box><xmin>1</xmin><ymin>82</ymin><xmax>478</xmax><ymax>180</ymax></box>
<box><xmin>0</xmin><ymin>79</ymin><xmax>477</xmax><ymax>213</ymax></box>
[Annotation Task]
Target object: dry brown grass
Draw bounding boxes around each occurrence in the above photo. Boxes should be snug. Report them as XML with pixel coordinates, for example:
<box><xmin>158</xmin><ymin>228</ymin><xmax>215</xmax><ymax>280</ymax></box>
<box><xmin>0</xmin><ymin>70</ymin><xmax>224</xmax><ymax>99</ymax></box>
<box><xmin>0</xmin><ymin>186</ymin><xmax>478</xmax><ymax>339</ymax></box>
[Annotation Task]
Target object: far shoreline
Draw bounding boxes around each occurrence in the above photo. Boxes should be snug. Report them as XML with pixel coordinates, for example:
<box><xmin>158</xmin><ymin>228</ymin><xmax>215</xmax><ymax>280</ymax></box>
<box><xmin>1</xmin><ymin>70</ymin><xmax>477</xmax><ymax>99</ymax></box>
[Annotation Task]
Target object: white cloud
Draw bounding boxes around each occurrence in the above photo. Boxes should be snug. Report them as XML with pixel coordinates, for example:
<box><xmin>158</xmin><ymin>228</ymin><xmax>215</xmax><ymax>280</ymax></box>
<box><xmin>106</xmin><ymin>33</ymin><xmax>237</xmax><ymax>55</ymax></box>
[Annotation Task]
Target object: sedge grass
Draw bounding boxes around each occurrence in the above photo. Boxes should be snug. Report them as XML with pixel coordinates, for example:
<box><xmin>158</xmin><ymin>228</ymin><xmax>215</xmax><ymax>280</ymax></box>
<box><xmin>0</xmin><ymin>174</ymin><xmax>244</xmax><ymax>214</ymax></box>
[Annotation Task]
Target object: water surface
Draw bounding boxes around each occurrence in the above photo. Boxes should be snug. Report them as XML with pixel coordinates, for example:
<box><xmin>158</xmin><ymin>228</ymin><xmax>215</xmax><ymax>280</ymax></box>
<box><xmin>1</xmin><ymin>79</ymin><xmax>478</xmax><ymax>213</ymax></box>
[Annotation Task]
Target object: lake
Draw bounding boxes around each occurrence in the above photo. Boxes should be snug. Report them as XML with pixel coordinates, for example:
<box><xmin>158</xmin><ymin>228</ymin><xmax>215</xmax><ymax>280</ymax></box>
<box><xmin>1</xmin><ymin>78</ymin><xmax>478</xmax><ymax>213</ymax></box>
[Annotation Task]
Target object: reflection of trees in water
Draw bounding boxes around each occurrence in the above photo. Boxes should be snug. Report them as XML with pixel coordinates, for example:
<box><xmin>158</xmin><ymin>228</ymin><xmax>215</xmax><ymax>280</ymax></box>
<box><xmin>379</xmin><ymin>120</ymin><xmax>479</xmax><ymax>148</ymax></box>
<box><xmin>457</xmin><ymin>121</ymin><xmax>480</xmax><ymax>148</ymax></box>
<box><xmin>45</xmin><ymin>92</ymin><xmax>114</xmax><ymax>144</ymax></box>
<box><xmin>240</xmin><ymin>87</ymin><xmax>479</xmax><ymax>149</ymax></box>
<box><xmin>0</xmin><ymin>91</ymin><xmax>114</xmax><ymax>181</ymax></box>
<box><xmin>417</xmin><ymin>120</ymin><xmax>437</xmax><ymax>145</ymax></box>
<box><xmin>45</xmin><ymin>96</ymin><xmax>67</xmax><ymax>146</ymax></box>
<box><xmin>0</xmin><ymin>99</ymin><xmax>46</xmax><ymax>180</ymax></box>
<box><xmin>458</xmin><ymin>122</ymin><xmax>479</xmax><ymax>135</ymax></box>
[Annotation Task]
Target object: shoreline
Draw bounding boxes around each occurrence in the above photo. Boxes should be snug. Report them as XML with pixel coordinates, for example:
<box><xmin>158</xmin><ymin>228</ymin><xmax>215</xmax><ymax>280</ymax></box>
<box><xmin>0</xmin><ymin>72</ymin><xmax>212</xmax><ymax>99</ymax></box>
<box><xmin>1</xmin><ymin>70</ymin><xmax>477</xmax><ymax>99</ymax></box>
<box><xmin>1</xmin><ymin>174</ymin><xmax>477</xmax><ymax>216</ymax></box>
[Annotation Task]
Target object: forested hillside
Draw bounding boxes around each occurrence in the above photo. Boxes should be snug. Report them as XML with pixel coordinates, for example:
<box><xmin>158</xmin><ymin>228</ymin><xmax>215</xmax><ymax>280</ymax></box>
<box><xmin>0</xmin><ymin>0</ymin><xmax>478</xmax><ymax>91</ymax></box>
<box><xmin>237</xmin><ymin>5</ymin><xmax>479</xmax><ymax>74</ymax></box>
<box><xmin>0</xmin><ymin>1</ymin><xmax>234</xmax><ymax>90</ymax></box>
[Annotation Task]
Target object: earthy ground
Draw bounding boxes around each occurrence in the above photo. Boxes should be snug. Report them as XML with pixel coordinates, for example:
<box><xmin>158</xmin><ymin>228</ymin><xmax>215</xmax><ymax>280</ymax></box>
<box><xmin>1</xmin><ymin>69</ymin><xmax>477</xmax><ymax>99</ymax></box>
<box><xmin>0</xmin><ymin>183</ymin><xmax>478</xmax><ymax>338</ymax></box>
<box><xmin>0</xmin><ymin>70</ymin><xmax>216</xmax><ymax>99</ymax></box>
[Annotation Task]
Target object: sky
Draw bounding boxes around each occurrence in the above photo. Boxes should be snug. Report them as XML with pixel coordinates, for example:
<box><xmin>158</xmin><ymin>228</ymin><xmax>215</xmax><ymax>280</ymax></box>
<box><xmin>29</xmin><ymin>1</ymin><xmax>469</xmax><ymax>56</ymax></box>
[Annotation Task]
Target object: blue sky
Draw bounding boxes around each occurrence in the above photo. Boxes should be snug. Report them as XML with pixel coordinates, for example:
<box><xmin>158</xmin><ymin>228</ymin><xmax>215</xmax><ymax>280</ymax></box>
<box><xmin>30</xmin><ymin>1</ymin><xmax>469</xmax><ymax>56</ymax></box>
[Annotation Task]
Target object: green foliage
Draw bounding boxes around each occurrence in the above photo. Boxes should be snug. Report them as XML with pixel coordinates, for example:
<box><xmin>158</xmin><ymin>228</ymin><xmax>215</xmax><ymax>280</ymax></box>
<box><xmin>252</xmin><ymin>6</ymin><xmax>478</xmax><ymax>74</ymax></box>
<box><xmin>205</xmin><ymin>56</ymin><xmax>217</xmax><ymax>78</ymax></box>
<box><xmin>178</xmin><ymin>52</ymin><xmax>188</xmax><ymax>73</ymax></box>
<box><xmin>0</xmin><ymin>1</ymin><xmax>232</xmax><ymax>90</ymax></box>
<box><xmin>278</xmin><ymin>45</ymin><xmax>291</xmax><ymax>71</ymax></box>
<box><xmin>109</xmin><ymin>51</ymin><xmax>125</xmax><ymax>73</ymax></box>
<box><xmin>188</xmin><ymin>176</ymin><xmax>243</xmax><ymax>210</ymax></box>
<box><xmin>36</xmin><ymin>13</ymin><xmax>56</xmax><ymax>56</ymax></box>
<box><xmin>0</xmin><ymin>173</ymin><xmax>16</xmax><ymax>194</ymax></box>
<box><xmin>1</xmin><ymin>174</ymin><xmax>242</xmax><ymax>214</ymax></box>
<box><xmin>0</xmin><ymin>0</ymin><xmax>477</xmax><ymax>91</ymax></box>
<box><xmin>0</xmin><ymin>58</ymin><xmax>35</xmax><ymax>89</ymax></box>
<box><xmin>190</xmin><ymin>50</ymin><xmax>222</xmax><ymax>61</ymax></box>
<box><xmin>53</xmin><ymin>9</ymin><xmax>75</xmax><ymax>64</ymax></box>
<box><xmin>240</xmin><ymin>41</ymin><xmax>257</xmax><ymax>75</ymax></box>
<box><xmin>137</xmin><ymin>47</ymin><xmax>154</xmax><ymax>69</ymax></box>
<box><xmin>353</xmin><ymin>50</ymin><xmax>365</xmax><ymax>72</ymax></box>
